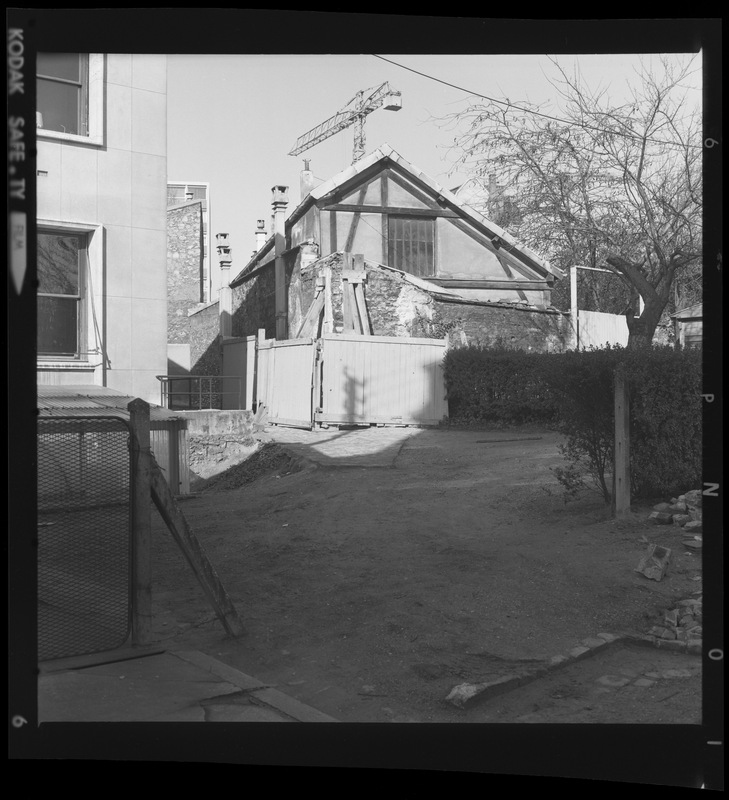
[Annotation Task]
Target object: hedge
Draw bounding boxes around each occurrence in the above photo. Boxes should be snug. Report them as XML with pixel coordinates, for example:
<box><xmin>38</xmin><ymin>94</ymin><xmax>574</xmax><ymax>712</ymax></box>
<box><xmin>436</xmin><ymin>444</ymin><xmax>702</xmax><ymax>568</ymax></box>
<box><xmin>443</xmin><ymin>344</ymin><xmax>702</xmax><ymax>501</ymax></box>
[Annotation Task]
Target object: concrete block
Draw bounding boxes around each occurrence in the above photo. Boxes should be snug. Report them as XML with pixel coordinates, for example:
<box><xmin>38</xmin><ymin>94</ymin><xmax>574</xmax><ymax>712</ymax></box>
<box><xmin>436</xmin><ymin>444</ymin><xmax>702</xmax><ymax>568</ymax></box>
<box><xmin>635</xmin><ymin>544</ymin><xmax>671</xmax><ymax>581</ymax></box>
<box><xmin>664</xmin><ymin>608</ymin><xmax>680</xmax><ymax>626</ymax></box>
<box><xmin>582</xmin><ymin>637</ymin><xmax>608</xmax><ymax>649</ymax></box>
<box><xmin>596</xmin><ymin>632</ymin><xmax>620</xmax><ymax>643</ymax></box>
<box><xmin>657</xmin><ymin>639</ymin><xmax>687</xmax><ymax>652</ymax></box>
<box><xmin>569</xmin><ymin>645</ymin><xmax>591</xmax><ymax>659</ymax></box>
<box><xmin>446</xmin><ymin>674</ymin><xmax>523</xmax><ymax>709</ymax></box>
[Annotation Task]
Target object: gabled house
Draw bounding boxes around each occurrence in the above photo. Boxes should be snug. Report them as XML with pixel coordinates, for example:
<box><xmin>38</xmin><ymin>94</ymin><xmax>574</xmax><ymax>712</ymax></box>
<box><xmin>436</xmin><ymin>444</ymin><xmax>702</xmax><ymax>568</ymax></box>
<box><xmin>228</xmin><ymin>144</ymin><xmax>570</xmax><ymax>351</ymax></box>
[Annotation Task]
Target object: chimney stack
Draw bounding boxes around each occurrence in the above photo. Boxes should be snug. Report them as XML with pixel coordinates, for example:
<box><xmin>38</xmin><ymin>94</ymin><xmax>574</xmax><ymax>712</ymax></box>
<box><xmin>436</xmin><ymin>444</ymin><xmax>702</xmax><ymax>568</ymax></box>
<box><xmin>185</xmin><ymin>190</ymin><xmax>194</xmax><ymax>202</ymax></box>
<box><xmin>272</xmin><ymin>186</ymin><xmax>289</xmax><ymax>340</ymax></box>
<box><xmin>300</xmin><ymin>159</ymin><xmax>315</xmax><ymax>201</ymax></box>
<box><xmin>216</xmin><ymin>233</ymin><xmax>233</xmax><ymax>338</ymax></box>
<box><xmin>254</xmin><ymin>219</ymin><xmax>267</xmax><ymax>254</ymax></box>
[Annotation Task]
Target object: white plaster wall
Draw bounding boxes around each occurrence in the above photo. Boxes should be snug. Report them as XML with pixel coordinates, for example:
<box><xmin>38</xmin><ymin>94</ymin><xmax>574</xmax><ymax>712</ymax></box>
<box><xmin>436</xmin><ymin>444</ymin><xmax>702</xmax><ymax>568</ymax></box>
<box><xmin>36</xmin><ymin>53</ymin><xmax>168</xmax><ymax>404</ymax></box>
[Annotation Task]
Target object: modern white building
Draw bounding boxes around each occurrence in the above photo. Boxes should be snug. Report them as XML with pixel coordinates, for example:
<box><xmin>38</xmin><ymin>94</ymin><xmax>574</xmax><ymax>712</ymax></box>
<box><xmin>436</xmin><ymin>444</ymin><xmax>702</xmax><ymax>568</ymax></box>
<box><xmin>36</xmin><ymin>53</ymin><xmax>169</xmax><ymax>403</ymax></box>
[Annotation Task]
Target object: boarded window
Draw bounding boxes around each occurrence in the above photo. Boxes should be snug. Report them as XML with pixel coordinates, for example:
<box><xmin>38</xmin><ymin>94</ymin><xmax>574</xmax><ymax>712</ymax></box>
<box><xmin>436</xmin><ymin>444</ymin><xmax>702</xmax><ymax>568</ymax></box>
<box><xmin>388</xmin><ymin>217</ymin><xmax>434</xmax><ymax>277</ymax></box>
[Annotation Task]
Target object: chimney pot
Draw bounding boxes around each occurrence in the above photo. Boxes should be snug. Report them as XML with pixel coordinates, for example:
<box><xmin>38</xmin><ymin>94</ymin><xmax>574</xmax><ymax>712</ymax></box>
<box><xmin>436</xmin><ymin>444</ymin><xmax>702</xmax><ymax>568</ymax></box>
<box><xmin>272</xmin><ymin>185</ymin><xmax>289</xmax><ymax>205</ymax></box>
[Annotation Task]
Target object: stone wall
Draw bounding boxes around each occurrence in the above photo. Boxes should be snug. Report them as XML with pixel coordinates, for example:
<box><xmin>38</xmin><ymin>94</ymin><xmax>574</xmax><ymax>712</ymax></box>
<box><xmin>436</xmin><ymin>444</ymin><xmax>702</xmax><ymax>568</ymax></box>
<box><xmin>231</xmin><ymin>258</ymin><xmax>277</xmax><ymax>339</ymax></box>
<box><xmin>167</xmin><ymin>202</ymin><xmax>204</xmax><ymax>343</ymax></box>
<box><xmin>188</xmin><ymin>301</ymin><xmax>222</xmax><ymax>376</ymax></box>
<box><xmin>174</xmin><ymin>409</ymin><xmax>258</xmax><ymax>478</ymax></box>
<box><xmin>432</xmin><ymin>299</ymin><xmax>571</xmax><ymax>353</ymax></box>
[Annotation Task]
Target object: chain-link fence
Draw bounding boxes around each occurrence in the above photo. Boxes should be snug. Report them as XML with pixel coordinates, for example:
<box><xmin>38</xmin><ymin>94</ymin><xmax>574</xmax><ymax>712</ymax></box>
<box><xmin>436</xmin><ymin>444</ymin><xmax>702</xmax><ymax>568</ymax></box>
<box><xmin>38</xmin><ymin>416</ymin><xmax>133</xmax><ymax>661</ymax></box>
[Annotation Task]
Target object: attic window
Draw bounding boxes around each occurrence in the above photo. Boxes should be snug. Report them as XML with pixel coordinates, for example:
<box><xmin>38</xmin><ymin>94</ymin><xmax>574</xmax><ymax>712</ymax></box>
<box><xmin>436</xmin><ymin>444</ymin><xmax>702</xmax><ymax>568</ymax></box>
<box><xmin>388</xmin><ymin>216</ymin><xmax>434</xmax><ymax>277</ymax></box>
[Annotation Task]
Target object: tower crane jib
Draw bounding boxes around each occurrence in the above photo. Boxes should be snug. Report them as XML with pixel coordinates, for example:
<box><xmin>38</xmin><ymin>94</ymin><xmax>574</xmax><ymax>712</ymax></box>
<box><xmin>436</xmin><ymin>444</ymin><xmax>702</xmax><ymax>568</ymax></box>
<box><xmin>288</xmin><ymin>82</ymin><xmax>402</xmax><ymax>163</ymax></box>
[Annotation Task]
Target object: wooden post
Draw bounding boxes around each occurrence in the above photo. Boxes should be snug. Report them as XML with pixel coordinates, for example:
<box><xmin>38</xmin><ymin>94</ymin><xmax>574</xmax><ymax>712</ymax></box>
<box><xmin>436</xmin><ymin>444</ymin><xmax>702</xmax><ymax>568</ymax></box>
<box><xmin>613</xmin><ymin>369</ymin><xmax>631</xmax><ymax>518</ymax></box>
<box><xmin>146</xmin><ymin>451</ymin><xmax>245</xmax><ymax>637</ymax></box>
<box><xmin>570</xmin><ymin>265</ymin><xmax>579</xmax><ymax>349</ymax></box>
<box><xmin>128</xmin><ymin>399</ymin><xmax>153</xmax><ymax>645</ymax></box>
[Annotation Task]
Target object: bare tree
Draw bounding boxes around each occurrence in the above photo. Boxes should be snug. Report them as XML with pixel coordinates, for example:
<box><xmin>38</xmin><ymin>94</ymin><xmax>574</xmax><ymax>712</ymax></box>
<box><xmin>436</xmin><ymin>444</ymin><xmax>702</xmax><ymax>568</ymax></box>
<box><xmin>442</xmin><ymin>56</ymin><xmax>702</xmax><ymax>348</ymax></box>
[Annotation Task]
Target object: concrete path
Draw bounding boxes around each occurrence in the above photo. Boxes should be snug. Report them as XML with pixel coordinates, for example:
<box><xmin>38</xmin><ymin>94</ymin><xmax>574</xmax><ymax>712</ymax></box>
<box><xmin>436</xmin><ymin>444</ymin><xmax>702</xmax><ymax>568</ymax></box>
<box><xmin>38</xmin><ymin>647</ymin><xmax>338</xmax><ymax>723</ymax></box>
<box><xmin>262</xmin><ymin>424</ymin><xmax>419</xmax><ymax>468</ymax></box>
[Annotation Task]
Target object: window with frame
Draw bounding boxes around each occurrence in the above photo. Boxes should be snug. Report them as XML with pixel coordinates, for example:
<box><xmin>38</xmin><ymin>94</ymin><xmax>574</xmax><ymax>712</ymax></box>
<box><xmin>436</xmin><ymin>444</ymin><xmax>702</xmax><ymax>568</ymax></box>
<box><xmin>36</xmin><ymin>53</ymin><xmax>90</xmax><ymax>136</ymax></box>
<box><xmin>388</xmin><ymin>216</ymin><xmax>435</xmax><ymax>277</ymax></box>
<box><xmin>37</xmin><ymin>231</ymin><xmax>87</xmax><ymax>358</ymax></box>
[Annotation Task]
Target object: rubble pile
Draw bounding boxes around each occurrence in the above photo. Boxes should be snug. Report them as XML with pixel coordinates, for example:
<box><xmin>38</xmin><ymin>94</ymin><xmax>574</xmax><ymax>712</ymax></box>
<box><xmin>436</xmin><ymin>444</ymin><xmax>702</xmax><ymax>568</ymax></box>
<box><xmin>647</xmin><ymin>489</ymin><xmax>702</xmax><ymax>533</ymax></box>
<box><xmin>645</xmin><ymin>594</ymin><xmax>703</xmax><ymax>655</ymax></box>
<box><xmin>647</xmin><ymin>489</ymin><xmax>703</xmax><ymax>554</ymax></box>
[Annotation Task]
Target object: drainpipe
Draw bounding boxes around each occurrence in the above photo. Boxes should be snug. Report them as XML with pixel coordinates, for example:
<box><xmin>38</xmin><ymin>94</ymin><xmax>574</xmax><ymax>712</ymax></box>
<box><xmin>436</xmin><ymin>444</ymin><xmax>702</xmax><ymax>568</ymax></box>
<box><xmin>272</xmin><ymin>185</ymin><xmax>289</xmax><ymax>340</ymax></box>
<box><xmin>216</xmin><ymin>232</ymin><xmax>232</xmax><ymax>338</ymax></box>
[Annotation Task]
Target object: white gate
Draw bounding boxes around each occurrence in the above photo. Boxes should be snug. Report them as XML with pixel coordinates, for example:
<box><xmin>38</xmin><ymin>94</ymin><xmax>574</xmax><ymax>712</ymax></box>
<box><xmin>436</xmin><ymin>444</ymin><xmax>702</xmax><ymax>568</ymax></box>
<box><xmin>316</xmin><ymin>333</ymin><xmax>448</xmax><ymax>426</ymax></box>
<box><xmin>257</xmin><ymin>337</ymin><xmax>317</xmax><ymax>428</ymax></box>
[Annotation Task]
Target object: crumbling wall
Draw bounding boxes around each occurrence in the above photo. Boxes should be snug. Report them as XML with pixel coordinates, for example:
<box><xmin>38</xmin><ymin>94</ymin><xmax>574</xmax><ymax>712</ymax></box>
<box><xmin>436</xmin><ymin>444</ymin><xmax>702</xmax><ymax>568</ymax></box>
<box><xmin>432</xmin><ymin>300</ymin><xmax>571</xmax><ymax>352</ymax></box>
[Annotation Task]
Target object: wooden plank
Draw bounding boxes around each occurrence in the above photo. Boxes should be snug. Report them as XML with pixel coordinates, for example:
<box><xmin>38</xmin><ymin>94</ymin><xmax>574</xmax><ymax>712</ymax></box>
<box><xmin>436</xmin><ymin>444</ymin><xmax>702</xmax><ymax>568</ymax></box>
<box><xmin>329</xmin><ymin>209</ymin><xmax>337</xmax><ymax>253</ymax></box>
<box><xmin>296</xmin><ymin>289</ymin><xmax>324</xmax><ymax>338</ymax></box>
<box><xmin>613</xmin><ymin>370</ymin><xmax>631</xmax><ymax>518</ymax></box>
<box><xmin>342</xmin><ymin>281</ymin><xmax>358</xmax><ymax>332</ymax></box>
<box><xmin>353</xmin><ymin>283</ymin><xmax>371</xmax><ymax>335</ymax></box>
<box><xmin>321</xmin><ymin>332</ymin><xmax>448</xmax><ymax>347</ymax></box>
<box><xmin>146</xmin><ymin>450</ymin><xmax>245</xmax><ymax>637</ymax></box>
<box><xmin>128</xmin><ymin>399</ymin><xmax>152</xmax><ymax>646</ymax></box>
<box><xmin>429</xmin><ymin>278</ymin><xmax>549</xmax><ymax>290</ymax></box>
<box><xmin>323</xmin><ymin>266</ymin><xmax>333</xmax><ymax>333</ymax></box>
<box><xmin>344</xmin><ymin>186</ymin><xmax>368</xmax><ymax>251</ymax></box>
<box><xmin>321</xmin><ymin>203</ymin><xmax>459</xmax><ymax>217</ymax></box>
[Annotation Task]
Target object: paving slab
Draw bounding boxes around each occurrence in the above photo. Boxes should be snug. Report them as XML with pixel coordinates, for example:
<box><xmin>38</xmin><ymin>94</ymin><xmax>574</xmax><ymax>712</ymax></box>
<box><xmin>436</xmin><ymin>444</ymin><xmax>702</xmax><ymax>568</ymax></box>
<box><xmin>38</xmin><ymin>649</ymin><xmax>338</xmax><ymax>723</ymax></box>
<box><xmin>263</xmin><ymin>424</ymin><xmax>419</xmax><ymax>467</ymax></box>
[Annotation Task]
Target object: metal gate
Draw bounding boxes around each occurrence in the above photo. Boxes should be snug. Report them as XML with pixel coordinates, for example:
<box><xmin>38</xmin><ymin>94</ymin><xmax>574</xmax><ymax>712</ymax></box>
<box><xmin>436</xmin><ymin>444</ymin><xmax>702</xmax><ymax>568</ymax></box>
<box><xmin>37</xmin><ymin>416</ymin><xmax>133</xmax><ymax>661</ymax></box>
<box><xmin>257</xmin><ymin>338</ymin><xmax>317</xmax><ymax>428</ymax></box>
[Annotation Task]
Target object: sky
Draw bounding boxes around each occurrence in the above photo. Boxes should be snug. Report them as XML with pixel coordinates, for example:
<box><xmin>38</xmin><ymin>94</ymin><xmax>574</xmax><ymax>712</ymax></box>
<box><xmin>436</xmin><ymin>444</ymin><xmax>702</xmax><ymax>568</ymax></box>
<box><xmin>165</xmin><ymin>51</ymin><xmax>702</xmax><ymax>293</ymax></box>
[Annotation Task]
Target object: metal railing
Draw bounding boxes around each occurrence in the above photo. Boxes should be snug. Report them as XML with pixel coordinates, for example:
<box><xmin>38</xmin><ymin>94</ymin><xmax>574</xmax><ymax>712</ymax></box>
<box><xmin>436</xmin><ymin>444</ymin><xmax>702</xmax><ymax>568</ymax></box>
<box><xmin>156</xmin><ymin>374</ymin><xmax>243</xmax><ymax>410</ymax></box>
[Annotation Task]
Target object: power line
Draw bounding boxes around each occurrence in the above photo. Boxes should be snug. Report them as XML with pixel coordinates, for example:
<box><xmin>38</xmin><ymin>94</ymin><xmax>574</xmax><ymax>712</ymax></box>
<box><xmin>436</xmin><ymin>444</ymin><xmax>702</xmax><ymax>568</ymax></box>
<box><xmin>371</xmin><ymin>54</ymin><xmax>702</xmax><ymax>150</ymax></box>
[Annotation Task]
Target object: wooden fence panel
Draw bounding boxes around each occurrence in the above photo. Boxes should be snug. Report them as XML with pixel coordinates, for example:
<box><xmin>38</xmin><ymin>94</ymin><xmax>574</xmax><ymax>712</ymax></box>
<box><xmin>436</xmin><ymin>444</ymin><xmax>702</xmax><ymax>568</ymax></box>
<box><xmin>318</xmin><ymin>334</ymin><xmax>448</xmax><ymax>426</ymax></box>
<box><xmin>256</xmin><ymin>338</ymin><xmax>315</xmax><ymax>428</ymax></box>
<box><xmin>578</xmin><ymin>311</ymin><xmax>629</xmax><ymax>348</ymax></box>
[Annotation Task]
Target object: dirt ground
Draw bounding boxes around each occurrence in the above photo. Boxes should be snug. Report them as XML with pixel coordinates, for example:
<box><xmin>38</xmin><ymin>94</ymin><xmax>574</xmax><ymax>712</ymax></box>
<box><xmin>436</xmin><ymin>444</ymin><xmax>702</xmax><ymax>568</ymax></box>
<box><xmin>149</xmin><ymin>425</ymin><xmax>702</xmax><ymax>724</ymax></box>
